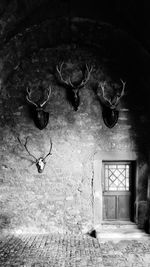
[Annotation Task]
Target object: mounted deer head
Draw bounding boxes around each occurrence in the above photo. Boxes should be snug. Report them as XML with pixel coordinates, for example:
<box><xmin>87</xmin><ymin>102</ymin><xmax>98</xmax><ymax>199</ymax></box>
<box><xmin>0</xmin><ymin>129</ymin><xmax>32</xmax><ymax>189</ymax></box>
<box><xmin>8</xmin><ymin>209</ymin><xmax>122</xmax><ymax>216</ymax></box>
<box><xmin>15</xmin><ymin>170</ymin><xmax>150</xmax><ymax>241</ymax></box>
<box><xmin>98</xmin><ymin>79</ymin><xmax>126</xmax><ymax>128</ymax></box>
<box><xmin>18</xmin><ymin>136</ymin><xmax>52</xmax><ymax>173</ymax></box>
<box><xmin>26</xmin><ymin>86</ymin><xmax>51</xmax><ymax>130</ymax></box>
<box><xmin>56</xmin><ymin>62</ymin><xmax>93</xmax><ymax>111</ymax></box>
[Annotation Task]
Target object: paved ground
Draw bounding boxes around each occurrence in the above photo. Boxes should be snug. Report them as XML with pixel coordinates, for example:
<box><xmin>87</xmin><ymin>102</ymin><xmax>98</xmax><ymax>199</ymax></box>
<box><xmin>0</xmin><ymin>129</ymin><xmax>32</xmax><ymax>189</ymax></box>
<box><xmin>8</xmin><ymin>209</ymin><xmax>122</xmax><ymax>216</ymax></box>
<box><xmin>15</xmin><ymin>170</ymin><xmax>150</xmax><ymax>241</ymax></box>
<box><xmin>0</xmin><ymin>233</ymin><xmax>150</xmax><ymax>267</ymax></box>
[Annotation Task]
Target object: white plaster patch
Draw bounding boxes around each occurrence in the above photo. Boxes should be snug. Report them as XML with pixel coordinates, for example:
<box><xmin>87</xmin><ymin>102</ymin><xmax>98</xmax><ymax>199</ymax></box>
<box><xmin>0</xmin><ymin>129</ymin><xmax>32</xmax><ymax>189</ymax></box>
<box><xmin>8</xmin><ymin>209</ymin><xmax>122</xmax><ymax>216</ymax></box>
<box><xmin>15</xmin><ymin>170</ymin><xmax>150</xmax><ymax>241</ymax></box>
<box><xmin>94</xmin><ymin>191</ymin><xmax>101</xmax><ymax>199</ymax></box>
<box><xmin>66</xmin><ymin>196</ymin><xmax>74</xmax><ymax>200</ymax></box>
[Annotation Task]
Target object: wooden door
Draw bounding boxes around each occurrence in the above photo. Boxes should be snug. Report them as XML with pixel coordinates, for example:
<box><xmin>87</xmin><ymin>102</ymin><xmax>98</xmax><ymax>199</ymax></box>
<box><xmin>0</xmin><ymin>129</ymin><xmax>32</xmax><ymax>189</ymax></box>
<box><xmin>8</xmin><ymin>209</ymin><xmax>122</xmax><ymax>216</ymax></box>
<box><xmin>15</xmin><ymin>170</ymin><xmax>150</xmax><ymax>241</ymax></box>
<box><xmin>102</xmin><ymin>161</ymin><xmax>135</xmax><ymax>221</ymax></box>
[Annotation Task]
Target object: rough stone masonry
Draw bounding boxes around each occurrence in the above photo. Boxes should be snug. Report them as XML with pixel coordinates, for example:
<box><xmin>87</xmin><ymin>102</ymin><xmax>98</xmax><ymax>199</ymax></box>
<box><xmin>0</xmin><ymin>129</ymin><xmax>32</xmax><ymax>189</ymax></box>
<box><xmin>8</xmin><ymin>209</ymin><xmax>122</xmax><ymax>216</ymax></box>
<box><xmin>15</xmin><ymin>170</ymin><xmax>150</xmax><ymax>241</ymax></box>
<box><xmin>0</xmin><ymin>17</ymin><xmax>150</xmax><ymax>235</ymax></box>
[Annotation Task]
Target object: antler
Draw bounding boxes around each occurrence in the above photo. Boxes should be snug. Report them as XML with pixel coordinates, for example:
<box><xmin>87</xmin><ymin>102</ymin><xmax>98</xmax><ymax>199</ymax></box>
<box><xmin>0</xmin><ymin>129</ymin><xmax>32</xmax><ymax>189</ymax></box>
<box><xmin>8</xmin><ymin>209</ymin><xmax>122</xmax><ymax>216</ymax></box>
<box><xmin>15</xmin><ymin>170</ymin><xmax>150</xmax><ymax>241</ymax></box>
<box><xmin>56</xmin><ymin>62</ymin><xmax>93</xmax><ymax>89</ymax></box>
<box><xmin>99</xmin><ymin>81</ymin><xmax>113</xmax><ymax>106</ymax></box>
<box><xmin>43</xmin><ymin>138</ymin><xmax>53</xmax><ymax>161</ymax></box>
<box><xmin>26</xmin><ymin>87</ymin><xmax>38</xmax><ymax>107</ymax></box>
<box><xmin>119</xmin><ymin>78</ymin><xmax>126</xmax><ymax>99</ymax></box>
<box><xmin>113</xmin><ymin>79</ymin><xmax>126</xmax><ymax>106</ymax></box>
<box><xmin>56</xmin><ymin>62</ymin><xmax>70</xmax><ymax>86</ymax></box>
<box><xmin>17</xmin><ymin>136</ymin><xmax>37</xmax><ymax>162</ymax></box>
<box><xmin>78</xmin><ymin>64</ymin><xmax>93</xmax><ymax>88</ymax></box>
<box><xmin>99</xmin><ymin>79</ymin><xmax>126</xmax><ymax>108</ymax></box>
<box><xmin>40</xmin><ymin>86</ymin><xmax>52</xmax><ymax>107</ymax></box>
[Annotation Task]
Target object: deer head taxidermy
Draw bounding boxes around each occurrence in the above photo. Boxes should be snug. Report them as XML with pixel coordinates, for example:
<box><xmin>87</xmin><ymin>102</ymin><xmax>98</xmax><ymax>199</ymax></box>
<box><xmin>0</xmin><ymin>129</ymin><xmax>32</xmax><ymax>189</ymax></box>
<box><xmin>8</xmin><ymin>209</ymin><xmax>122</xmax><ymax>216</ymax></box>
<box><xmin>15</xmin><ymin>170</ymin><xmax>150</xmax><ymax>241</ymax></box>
<box><xmin>56</xmin><ymin>62</ymin><xmax>93</xmax><ymax>111</ymax></box>
<box><xmin>26</xmin><ymin>84</ymin><xmax>51</xmax><ymax>130</ymax></box>
<box><xmin>17</xmin><ymin>136</ymin><xmax>53</xmax><ymax>173</ymax></box>
<box><xmin>98</xmin><ymin>79</ymin><xmax>126</xmax><ymax>128</ymax></box>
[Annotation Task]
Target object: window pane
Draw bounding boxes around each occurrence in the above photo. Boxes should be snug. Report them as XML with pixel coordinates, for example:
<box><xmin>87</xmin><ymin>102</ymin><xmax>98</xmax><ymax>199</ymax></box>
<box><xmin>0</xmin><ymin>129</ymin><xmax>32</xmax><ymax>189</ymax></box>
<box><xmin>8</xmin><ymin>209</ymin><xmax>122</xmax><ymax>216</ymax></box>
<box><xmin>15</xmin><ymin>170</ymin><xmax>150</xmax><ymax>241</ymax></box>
<box><xmin>104</xmin><ymin>163</ymin><xmax>130</xmax><ymax>191</ymax></box>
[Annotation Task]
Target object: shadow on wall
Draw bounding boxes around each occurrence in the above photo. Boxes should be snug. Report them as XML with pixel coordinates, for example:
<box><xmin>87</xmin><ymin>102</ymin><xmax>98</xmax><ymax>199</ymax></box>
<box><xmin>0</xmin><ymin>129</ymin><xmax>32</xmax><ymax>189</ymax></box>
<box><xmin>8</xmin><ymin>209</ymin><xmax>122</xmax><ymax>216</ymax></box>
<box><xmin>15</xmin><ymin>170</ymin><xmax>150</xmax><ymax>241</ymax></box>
<box><xmin>108</xmin><ymin>27</ymin><xmax>150</xmax><ymax>158</ymax></box>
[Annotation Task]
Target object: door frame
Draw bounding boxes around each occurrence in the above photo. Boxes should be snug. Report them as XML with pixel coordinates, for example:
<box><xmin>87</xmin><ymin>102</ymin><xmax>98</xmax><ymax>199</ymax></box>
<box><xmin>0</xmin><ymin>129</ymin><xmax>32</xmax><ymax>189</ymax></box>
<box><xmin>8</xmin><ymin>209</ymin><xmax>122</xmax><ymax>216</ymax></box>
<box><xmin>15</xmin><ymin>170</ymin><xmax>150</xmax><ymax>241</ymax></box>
<box><xmin>93</xmin><ymin>151</ymin><xmax>138</xmax><ymax>227</ymax></box>
<box><xmin>102</xmin><ymin>160</ymin><xmax>135</xmax><ymax>221</ymax></box>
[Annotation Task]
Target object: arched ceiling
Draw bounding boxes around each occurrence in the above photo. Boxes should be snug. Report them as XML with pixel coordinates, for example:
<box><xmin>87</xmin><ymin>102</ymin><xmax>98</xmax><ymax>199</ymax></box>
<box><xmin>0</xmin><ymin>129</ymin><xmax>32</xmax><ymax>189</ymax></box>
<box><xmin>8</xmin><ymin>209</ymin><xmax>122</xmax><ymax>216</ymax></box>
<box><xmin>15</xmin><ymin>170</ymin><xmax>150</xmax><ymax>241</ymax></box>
<box><xmin>0</xmin><ymin>0</ymin><xmax>150</xmax><ymax>52</ymax></box>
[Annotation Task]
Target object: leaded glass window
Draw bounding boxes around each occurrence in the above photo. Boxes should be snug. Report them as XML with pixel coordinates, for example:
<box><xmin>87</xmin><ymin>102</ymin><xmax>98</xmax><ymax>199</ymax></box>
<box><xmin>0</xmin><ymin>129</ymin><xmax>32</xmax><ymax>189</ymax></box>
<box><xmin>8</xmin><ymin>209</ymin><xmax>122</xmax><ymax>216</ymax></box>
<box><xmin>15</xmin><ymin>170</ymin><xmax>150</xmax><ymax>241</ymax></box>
<box><xmin>104</xmin><ymin>162</ymin><xmax>130</xmax><ymax>191</ymax></box>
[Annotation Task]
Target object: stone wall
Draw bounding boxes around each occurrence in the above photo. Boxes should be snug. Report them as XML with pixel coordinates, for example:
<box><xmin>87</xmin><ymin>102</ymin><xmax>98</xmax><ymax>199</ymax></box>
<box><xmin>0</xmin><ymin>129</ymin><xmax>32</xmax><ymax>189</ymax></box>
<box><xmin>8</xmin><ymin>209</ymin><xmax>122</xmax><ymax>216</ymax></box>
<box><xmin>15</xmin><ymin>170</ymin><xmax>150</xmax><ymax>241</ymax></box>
<box><xmin>0</xmin><ymin>18</ymin><xmax>150</xmax><ymax>234</ymax></box>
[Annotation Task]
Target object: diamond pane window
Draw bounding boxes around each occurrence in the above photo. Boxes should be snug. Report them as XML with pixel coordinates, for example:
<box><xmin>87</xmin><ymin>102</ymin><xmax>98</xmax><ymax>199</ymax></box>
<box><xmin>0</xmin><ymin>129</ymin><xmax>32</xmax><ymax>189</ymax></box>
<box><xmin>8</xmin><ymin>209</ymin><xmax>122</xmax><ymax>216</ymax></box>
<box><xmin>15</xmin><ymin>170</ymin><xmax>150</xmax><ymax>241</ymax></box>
<box><xmin>104</xmin><ymin>163</ymin><xmax>130</xmax><ymax>191</ymax></box>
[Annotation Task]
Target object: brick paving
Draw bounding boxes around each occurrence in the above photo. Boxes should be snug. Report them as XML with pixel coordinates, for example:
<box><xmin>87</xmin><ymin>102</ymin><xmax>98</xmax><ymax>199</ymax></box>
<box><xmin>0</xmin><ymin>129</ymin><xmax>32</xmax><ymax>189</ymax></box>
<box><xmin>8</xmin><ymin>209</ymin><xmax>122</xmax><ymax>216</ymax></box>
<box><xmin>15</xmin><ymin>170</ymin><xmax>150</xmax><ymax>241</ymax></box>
<box><xmin>0</xmin><ymin>233</ymin><xmax>150</xmax><ymax>267</ymax></box>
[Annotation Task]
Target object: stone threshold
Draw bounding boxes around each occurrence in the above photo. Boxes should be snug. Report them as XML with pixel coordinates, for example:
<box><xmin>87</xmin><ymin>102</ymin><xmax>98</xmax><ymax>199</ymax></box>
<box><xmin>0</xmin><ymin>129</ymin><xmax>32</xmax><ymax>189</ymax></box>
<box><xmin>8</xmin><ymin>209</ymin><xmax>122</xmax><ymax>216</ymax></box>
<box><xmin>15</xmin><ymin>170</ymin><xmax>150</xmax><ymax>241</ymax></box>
<box><xmin>101</xmin><ymin>220</ymin><xmax>136</xmax><ymax>228</ymax></box>
<box><xmin>96</xmin><ymin>221</ymin><xmax>149</xmax><ymax>241</ymax></box>
<box><xmin>101</xmin><ymin>220</ymin><xmax>135</xmax><ymax>224</ymax></box>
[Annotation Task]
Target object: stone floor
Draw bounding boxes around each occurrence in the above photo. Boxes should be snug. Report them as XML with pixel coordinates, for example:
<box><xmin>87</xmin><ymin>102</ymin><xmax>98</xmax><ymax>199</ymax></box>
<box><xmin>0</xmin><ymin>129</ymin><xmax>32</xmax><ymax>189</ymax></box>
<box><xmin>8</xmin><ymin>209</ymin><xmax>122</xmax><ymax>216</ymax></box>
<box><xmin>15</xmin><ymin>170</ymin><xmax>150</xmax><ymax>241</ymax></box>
<box><xmin>0</xmin><ymin>231</ymin><xmax>150</xmax><ymax>267</ymax></box>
